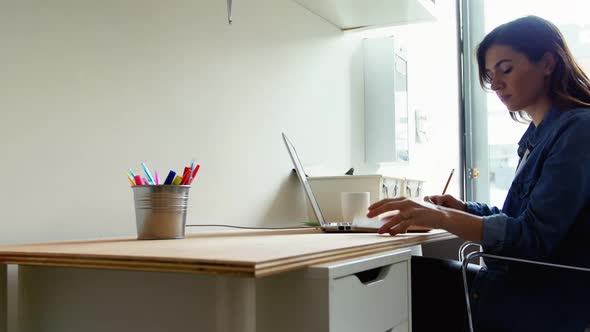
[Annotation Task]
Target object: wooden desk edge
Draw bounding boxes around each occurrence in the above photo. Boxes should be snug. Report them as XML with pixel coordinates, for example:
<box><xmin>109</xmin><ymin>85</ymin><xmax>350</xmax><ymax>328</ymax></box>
<box><xmin>0</xmin><ymin>231</ymin><xmax>457</xmax><ymax>278</ymax></box>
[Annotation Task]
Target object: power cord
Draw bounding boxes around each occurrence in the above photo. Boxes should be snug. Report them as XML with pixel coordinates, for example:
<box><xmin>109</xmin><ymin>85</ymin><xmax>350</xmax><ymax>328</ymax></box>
<box><xmin>185</xmin><ymin>224</ymin><xmax>315</xmax><ymax>230</ymax></box>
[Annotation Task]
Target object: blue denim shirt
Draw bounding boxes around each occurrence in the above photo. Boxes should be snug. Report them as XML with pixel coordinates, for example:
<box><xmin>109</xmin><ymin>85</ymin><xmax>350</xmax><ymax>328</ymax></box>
<box><xmin>465</xmin><ymin>106</ymin><xmax>590</xmax><ymax>331</ymax></box>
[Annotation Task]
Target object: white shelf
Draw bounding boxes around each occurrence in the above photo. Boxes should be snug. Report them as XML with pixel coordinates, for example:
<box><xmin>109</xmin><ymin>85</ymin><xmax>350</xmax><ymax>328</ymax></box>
<box><xmin>294</xmin><ymin>0</ymin><xmax>436</xmax><ymax>30</ymax></box>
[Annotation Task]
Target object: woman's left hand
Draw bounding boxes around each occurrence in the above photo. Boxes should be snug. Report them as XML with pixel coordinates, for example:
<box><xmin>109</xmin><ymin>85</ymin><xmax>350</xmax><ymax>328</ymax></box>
<box><xmin>366</xmin><ymin>197</ymin><xmax>447</xmax><ymax>235</ymax></box>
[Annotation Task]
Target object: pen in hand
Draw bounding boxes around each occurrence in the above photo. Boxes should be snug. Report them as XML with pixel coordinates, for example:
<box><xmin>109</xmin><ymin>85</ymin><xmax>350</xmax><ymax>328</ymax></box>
<box><xmin>441</xmin><ymin>168</ymin><xmax>455</xmax><ymax>195</ymax></box>
<box><xmin>425</xmin><ymin>168</ymin><xmax>455</xmax><ymax>205</ymax></box>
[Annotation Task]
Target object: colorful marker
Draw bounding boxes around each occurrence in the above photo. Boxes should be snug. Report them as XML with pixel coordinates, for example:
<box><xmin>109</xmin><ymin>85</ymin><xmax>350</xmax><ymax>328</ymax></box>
<box><xmin>172</xmin><ymin>175</ymin><xmax>183</xmax><ymax>185</ymax></box>
<box><xmin>154</xmin><ymin>170</ymin><xmax>160</xmax><ymax>185</ymax></box>
<box><xmin>189</xmin><ymin>164</ymin><xmax>201</xmax><ymax>184</ymax></box>
<box><xmin>134</xmin><ymin>175</ymin><xmax>144</xmax><ymax>186</ymax></box>
<box><xmin>164</xmin><ymin>170</ymin><xmax>176</xmax><ymax>185</ymax></box>
<box><xmin>180</xmin><ymin>167</ymin><xmax>191</xmax><ymax>185</ymax></box>
<box><xmin>126</xmin><ymin>172</ymin><xmax>136</xmax><ymax>186</ymax></box>
<box><xmin>128</xmin><ymin>163</ymin><xmax>202</xmax><ymax>186</ymax></box>
<box><xmin>141</xmin><ymin>162</ymin><xmax>155</xmax><ymax>185</ymax></box>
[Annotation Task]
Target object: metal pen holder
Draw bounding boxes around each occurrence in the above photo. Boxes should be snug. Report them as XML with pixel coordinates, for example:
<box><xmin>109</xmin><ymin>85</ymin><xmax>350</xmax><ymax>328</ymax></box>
<box><xmin>132</xmin><ymin>185</ymin><xmax>190</xmax><ymax>240</ymax></box>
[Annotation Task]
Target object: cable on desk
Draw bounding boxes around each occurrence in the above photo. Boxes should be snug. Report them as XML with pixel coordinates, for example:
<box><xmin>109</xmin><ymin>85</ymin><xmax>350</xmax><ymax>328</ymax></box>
<box><xmin>185</xmin><ymin>224</ymin><xmax>315</xmax><ymax>230</ymax></box>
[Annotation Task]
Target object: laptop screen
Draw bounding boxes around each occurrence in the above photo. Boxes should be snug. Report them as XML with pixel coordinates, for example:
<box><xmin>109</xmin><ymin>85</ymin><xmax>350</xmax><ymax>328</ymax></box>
<box><xmin>282</xmin><ymin>133</ymin><xmax>326</xmax><ymax>226</ymax></box>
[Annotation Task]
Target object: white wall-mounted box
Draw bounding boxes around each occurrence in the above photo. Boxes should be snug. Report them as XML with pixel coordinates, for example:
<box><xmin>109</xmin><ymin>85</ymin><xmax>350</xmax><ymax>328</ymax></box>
<box><xmin>307</xmin><ymin>175</ymin><xmax>424</xmax><ymax>222</ymax></box>
<box><xmin>364</xmin><ymin>36</ymin><xmax>410</xmax><ymax>164</ymax></box>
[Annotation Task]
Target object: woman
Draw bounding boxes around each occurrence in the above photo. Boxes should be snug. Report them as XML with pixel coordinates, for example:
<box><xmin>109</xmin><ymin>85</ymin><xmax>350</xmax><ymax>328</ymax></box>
<box><xmin>367</xmin><ymin>16</ymin><xmax>590</xmax><ymax>332</ymax></box>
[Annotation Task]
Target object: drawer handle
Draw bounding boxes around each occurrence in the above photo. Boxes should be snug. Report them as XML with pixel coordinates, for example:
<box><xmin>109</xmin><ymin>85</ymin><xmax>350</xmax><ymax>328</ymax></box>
<box><xmin>353</xmin><ymin>265</ymin><xmax>390</xmax><ymax>285</ymax></box>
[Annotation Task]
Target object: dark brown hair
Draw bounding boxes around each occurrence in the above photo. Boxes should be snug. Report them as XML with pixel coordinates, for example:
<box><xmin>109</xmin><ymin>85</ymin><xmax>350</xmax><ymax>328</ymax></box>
<box><xmin>476</xmin><ymin>15</ymin><xmax>590</xmax><ymax>121</ymax></box>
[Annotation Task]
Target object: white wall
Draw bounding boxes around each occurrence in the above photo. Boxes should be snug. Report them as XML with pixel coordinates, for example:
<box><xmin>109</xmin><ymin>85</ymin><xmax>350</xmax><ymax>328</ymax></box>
<box><xmin>0</xmin><ymin>0</ymin><xmax>460</xmax><ymax>244</ymax></box>
<box><xmin>0</xmin><ymin>0</ymin><xmax>363</xmax><ymax>243</ymax></box>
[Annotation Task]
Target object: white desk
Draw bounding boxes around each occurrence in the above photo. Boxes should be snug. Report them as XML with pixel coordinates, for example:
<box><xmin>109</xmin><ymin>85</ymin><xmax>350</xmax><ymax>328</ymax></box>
<box><xmin>0</xmin><ymin>229</ymin><xmax>454</xmax><ymax>332</ymax></box>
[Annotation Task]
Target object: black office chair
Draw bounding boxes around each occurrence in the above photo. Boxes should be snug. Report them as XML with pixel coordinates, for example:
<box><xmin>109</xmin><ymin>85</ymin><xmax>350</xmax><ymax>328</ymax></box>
<box><xmin>458</xmin><ymin>241</ymin><xmax>590</xmax><ymax>332</ymax></box>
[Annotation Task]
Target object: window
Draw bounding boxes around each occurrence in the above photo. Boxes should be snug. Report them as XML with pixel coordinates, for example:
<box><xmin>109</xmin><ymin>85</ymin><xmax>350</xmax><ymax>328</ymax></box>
<box><xmin>462</xmin><ymin>0</ymin><xmax>590</xmax><ymax>206</ymax></box>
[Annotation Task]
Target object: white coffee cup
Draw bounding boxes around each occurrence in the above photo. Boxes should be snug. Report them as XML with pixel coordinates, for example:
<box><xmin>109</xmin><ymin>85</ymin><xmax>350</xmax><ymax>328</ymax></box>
<box><xmin>341</xmin><ymin>192</ymin><xmax>370</xmax><ymax>223</ymax></box>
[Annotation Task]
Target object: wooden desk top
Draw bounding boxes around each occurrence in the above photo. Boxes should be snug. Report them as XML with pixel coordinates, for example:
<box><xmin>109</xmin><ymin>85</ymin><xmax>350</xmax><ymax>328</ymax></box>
<box><xmin>0</xmin><ymin>229</ymin><xmax>455</xmax><ymax>278</ymax></box>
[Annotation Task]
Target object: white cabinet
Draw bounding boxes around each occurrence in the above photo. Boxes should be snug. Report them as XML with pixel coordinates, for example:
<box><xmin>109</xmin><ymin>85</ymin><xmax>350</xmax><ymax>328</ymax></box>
<box><xmin>293</xmin><ymin>0</ymin><xmax>436</xmax><ymax>30</ymax></box>
<box><xmin>256</xmin><ymin>249</ymin><xmax>412</xmax><ymax>332</ymax></box>
<box><xmin>364</xmin><ymin>36</ymin><xmax>410</xmax><ymax>164</ymax></box>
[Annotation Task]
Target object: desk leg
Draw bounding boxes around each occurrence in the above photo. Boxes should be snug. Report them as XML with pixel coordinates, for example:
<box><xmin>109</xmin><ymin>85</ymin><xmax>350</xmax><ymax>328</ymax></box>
<box><xmin>0</xmin><ymin>265</ymin><xmax>18</xmax><ymax>332</ymax></box>
<box><xmin>0</xmin><ymin>265</ymin><xmax>6</xmax><ymax>332</ymax></box>
<box><xmin>215</xmin><ymin>276</ymin><xmax>256</xmax><ymax>332</ymax></box>
<box><xmin>409</xmin><ymin>244</ymin><xmax>422</xmax><ymax>256</ymax></box>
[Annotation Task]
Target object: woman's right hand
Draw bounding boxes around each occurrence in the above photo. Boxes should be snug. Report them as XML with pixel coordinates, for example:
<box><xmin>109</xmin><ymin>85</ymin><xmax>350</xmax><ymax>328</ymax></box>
<box><xmin>423</xmin><ymin>194</ymin><xmax>467</xmax><ymax>211</ymax></box>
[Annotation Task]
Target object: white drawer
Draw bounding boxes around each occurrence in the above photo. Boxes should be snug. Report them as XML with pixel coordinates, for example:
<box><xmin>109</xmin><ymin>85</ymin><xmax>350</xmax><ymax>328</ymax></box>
<box><xmin>330</xmin><ymin>259</ymin><xmax>409</xmax><ymax>332</ymax></box>
<box><xmin>256</xmin><ymin>250</ymin><xmax>411</xmax><ymax>332</ymax></box>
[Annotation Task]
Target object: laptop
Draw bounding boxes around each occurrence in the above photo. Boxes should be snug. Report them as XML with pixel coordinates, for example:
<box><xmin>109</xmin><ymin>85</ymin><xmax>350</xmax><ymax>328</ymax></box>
<box><xmin>282</xmin><ymin>133</ymin><xmax>380</xmax><ymax>233</ymax></box>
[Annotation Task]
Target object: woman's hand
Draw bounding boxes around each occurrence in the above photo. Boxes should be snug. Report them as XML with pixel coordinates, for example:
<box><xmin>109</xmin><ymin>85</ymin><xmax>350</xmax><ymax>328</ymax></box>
<box><xmin>424</xmin><ymin>194</ymin><xmax>467</xmax><ymax>211</ymax></box>
<box><xmin>366</xmin><ymin>198</ymin><xmax>449</xmax><ymax>236</ymax></box>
